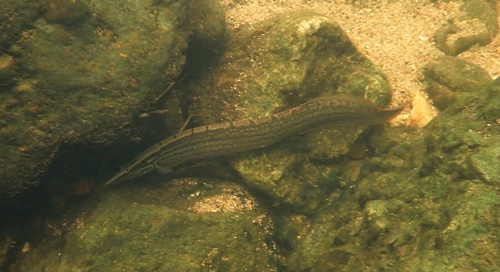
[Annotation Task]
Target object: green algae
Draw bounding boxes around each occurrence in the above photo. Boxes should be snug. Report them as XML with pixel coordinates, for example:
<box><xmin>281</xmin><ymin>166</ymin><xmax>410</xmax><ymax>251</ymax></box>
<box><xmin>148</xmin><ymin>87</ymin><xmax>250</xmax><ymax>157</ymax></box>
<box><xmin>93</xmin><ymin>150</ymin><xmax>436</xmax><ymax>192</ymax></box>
<box><xmin>424</xmin><ymin>56</ymin><xmax>492</xmax><ymax>110</ymax></box>
<box><xmin>0</xmin><ymin>0</ymin><xmax>226</xmax><ymax>196</ymax></box>
<box><xmin>285</xmin><ymin>70</ymin><xmax>499</xmax><ymax>271</ymax></box>
<box><xmin>16</xmin><ymin>179</ymin><xmax>281</xmax><ymax>271</ymax></box>
<box><xmin>183</xmin><ymin>12</ymin><xmax>393</xmax><ymax>214</ymax></box>
<box><xmin>435</xmin><ymin>0</ymin><xmax>498</xmax><ymax>56</ymax></box>
<box><xmin>466</xmin><ymin>144</ymin><xmax>500</xmax><ymax>184</ymax></box>
<box><xmin>7</xmin><ymin>5</ymin><xmax>500</xmax><ymax>271</ymax></box>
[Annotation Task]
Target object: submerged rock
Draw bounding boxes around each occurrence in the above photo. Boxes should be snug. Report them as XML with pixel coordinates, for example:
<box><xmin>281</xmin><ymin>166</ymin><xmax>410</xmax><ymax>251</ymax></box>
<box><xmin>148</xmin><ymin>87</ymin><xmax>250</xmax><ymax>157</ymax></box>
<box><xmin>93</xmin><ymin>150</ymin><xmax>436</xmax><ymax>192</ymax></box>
<box><xmin>10</xmin><ymin>6</ymin><xmax>500</xmax><ymax>271</ymax></box>
<box><xmin>435</xmin><ymin>0</ymin><xmax>498</xmax><ymax>56</ymax></box>
<box><xmin>0</xmin><ymin>1</ymin><xmax>44</xmax><ymax>52</ymax></box>
<box><xmin>0</xmin><ymin>54</ymin><xmax>16</xmax><ymax>87</ymax></box>
<box><xmin>466</xmin><ymin>145</ymin><xmax>500</xmax><ymax>185</ymax></box>
<box><xmin>183</xmin><ymin>12</ymin><xmax>394</xmax><ymax>213</ymax></box>
<box><xmin>287</xmin><ymin>75</ymin><xmax>500</xmax><ymax>271</ymax></box>
<box><xmin>0</xmin><ymin>0</ymin><xmax>225</xmax><ymax>196</ymax></box>
<box><xmin>16</xmin><ymin>179</ymin><xmax>281</xmax><ymax>271</ymax></box>
<box><xmin>45</xmin><ymin>0</ymin><xmax>91</xmax><ymax>26</ymax></box>
<box><xmin>12</xmin><ymin>11</ymin><xmax>399</xmax><ymax>271</ymax></box>
<box><xmin>423</xmin><ymin>56</ymin><xmax>491</xmax><ymax>110</ymax></box>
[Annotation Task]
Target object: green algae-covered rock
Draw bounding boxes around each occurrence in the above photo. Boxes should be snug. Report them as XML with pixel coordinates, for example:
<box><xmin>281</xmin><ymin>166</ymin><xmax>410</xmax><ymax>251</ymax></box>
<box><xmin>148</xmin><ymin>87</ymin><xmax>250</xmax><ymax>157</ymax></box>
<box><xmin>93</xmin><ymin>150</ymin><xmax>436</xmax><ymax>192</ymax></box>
<box><xmin>435</xmin><ymin>0</ymin><xmax>498</xmax><ymax>56</ymax></box>
<box><xmin>8</xmin><ymin>9</ymin><xmax>500</xmax><ymax>272</ymax></box>
<box><xmin>478</xmin><ymin>77</ymin><xmax>500</xmax><ymax>123</ymax></box>
<box><xmin>0</xmin><ymin>1</ymin><xmax>44</xmax><ymax>52</ymax></box>
<box><xmin>0</xmin><ymin>0</ymin><xmax>225</xmax><ymax>196</ymax></box>
<box><xmin>184</xmin><ymin>12</ymin><xmax>394</xmax><ymax>213</ymax></box>
<box><xmin>423</xmin><ymin>56</ymin><xmax>492</xmax><ymax>110</ymax></box>
<box><xmin>17</xmin><ymin>179</ymin><xmax>281</xmax><ymax>271</ymax></box>
<box><xmin>286</xmin><ymin>72</ymin><xmax>500</xmax><ymax>271</ymax></box>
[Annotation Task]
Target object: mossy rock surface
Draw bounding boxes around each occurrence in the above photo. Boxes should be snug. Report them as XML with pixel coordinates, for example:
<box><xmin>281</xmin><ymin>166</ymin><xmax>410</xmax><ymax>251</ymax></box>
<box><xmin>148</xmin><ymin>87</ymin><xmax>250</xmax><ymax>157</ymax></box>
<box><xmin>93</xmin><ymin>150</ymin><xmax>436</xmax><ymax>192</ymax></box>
<box><xmin>287</xmin><ymin>77</ymin><xmax>500</xmax><ymax>271</ymax></box>
<box><xmin>435</xmin><ymin>0</ymin><xmax>498</xmax><ymax>56</ymax></box>
<box><xmin>0</xmin><ymin>0</ymin><xmax>225</xmax><ymax>196</ymax></box>
<box><xmin>9</xmin><ymin>6</ymin><xmax>500</xmax><ymax>271</ymax></box>
<box><xmin>184</xmin><ymin>12</ymin><xmax>394</xmax><ymax>213</ymax></box>
<box><xmin>16</xmin><ymin>179</ymin><xmax>281</xmax><ymax>271</ymax></box>
<box><xmin>423</xmin><ymin>56</ymin><xmax>491</xmax><ymax>110</ymax></box>
<box><xmin>0</xmin><ymin>0</ymin><xmax>44</xmax><ymax>51</ymax></box>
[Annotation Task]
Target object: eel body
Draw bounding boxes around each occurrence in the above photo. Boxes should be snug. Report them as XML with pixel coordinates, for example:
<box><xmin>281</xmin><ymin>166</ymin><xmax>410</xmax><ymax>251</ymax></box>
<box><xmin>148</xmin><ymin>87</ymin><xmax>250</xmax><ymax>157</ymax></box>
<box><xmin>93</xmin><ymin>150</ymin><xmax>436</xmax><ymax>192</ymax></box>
<box><xmin>105</xmin><ymin>95</ymin><xmax>406</xmax><ymax>186</ymax></box>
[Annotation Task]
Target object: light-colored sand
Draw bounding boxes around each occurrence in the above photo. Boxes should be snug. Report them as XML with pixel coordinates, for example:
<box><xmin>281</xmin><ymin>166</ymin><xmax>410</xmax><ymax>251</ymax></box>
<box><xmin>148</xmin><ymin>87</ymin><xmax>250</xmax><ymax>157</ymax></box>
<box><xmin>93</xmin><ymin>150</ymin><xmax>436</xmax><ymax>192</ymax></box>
<box><xmin>220</xmin><ymin>0</ymin><xmax>499</xmax><ymax>127</ymax></box>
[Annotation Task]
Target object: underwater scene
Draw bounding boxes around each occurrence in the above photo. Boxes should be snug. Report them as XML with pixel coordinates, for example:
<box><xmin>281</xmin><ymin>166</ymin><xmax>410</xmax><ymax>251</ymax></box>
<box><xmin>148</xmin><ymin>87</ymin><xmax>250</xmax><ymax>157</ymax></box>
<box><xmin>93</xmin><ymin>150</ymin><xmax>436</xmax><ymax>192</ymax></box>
<box><xmin>0</xmin><ymin>0</ymin><xmax>499</xmax><ymax>271</ymax></box>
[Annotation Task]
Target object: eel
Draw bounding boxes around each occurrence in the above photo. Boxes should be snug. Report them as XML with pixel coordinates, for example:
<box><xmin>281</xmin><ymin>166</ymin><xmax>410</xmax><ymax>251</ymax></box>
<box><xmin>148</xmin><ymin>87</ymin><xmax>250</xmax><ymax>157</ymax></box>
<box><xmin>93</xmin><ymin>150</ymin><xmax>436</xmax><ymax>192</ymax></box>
<box><xmin>105</xmin><ymin>95</ymin><xmax>407</xmax><ymax>186</ymax></box>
